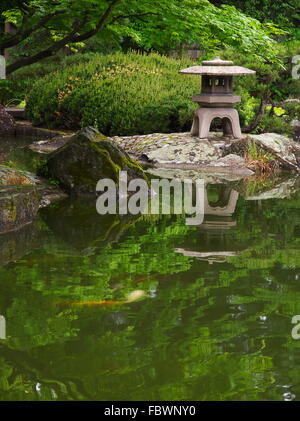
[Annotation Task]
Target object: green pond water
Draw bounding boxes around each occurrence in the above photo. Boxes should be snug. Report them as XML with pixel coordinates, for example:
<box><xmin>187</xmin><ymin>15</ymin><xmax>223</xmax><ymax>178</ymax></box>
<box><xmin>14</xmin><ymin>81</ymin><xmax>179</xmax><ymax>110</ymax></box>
<box><xmin>0</xmin><ymin>137</ymin><xmax>300</xmax><ymax>401</ymax></box>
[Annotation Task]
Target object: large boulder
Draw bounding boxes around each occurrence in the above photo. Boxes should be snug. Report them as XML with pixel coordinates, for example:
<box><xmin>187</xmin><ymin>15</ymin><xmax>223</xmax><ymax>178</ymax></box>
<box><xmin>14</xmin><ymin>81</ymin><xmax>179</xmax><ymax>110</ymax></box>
<box><xmin>142</xmin><ymin>137</ymin><xmax>221</xmax><ymax>165</ymax></box>
<box><xmin>0</xmin><ymin>181</ymin><xmax>66</xmax><ymax>234</ymax></box>
<box><xmin>0</xmin><ymin>166</ymin><xmax>35</xmax><ymax>186</ymax></box>
<box><xmin>0</xmin><ymin>105</ymin><xmax>15</xmax><ymax>135</ymax></box>
<box><xmin>0</xmin><ymin>186</ymin><xmax>40</xmax><ymax>234</ymax></box>
<box><xmin>226</xmin><ymin>133</ymin><xmax>300</xmax><ymax>172</ymax></box>
<box><xmin>38</xmin><ymin>126</ymin><xmax>147</xmax><ymax>196</ymax></box>
<box><xmin>0</xmin><ymin>166</ymin><xmax>67</xmax><ymax>233</ymax></box>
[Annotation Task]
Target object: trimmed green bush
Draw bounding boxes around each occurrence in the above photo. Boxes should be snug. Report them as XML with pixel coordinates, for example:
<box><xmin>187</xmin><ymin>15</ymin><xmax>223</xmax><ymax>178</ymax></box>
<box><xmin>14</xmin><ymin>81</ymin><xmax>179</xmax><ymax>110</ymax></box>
<box><xmin>26</xmin><ymin>52</ymin><xmax>199</xmax><ymax>135</ymax></box>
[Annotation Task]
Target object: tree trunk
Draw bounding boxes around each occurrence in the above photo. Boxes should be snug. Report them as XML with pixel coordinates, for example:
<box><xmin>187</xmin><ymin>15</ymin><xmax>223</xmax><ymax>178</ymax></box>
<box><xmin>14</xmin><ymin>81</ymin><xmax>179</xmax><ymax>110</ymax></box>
<box><xmin>243</xmin><ymin>95</ymin><xmax>269</xmax><ymax>133</ymax></box>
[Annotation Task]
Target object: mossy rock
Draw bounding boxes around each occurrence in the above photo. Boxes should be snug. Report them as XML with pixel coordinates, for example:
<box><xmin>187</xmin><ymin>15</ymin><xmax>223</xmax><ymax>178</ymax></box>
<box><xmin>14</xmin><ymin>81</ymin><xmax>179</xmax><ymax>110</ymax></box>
<box><xmin>0</xmin><ymin>166</ymin><xmax>34</xmax><ymax>186</ymax></box>
<box><xmin>0</xmin><ymin>185</ymin><xmax>40</xmax><ymax>234</ymax></box>
<box><xmin>38</xmin><ymin>126</ymin><xmax>148</xmax><ymax>196</ymax></box>
<box><xmin>226</xmin><ymin>134</ymin><xmax>300</xmax><ymax>172</ymax></box>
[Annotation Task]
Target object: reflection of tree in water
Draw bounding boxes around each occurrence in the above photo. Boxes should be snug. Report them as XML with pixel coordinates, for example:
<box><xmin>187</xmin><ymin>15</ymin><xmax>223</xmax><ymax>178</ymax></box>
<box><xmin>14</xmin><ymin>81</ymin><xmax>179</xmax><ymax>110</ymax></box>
<box><xmin>0</xmin><ymin>181</ymin><xmax>299</xmax><ymax>400</ymax></box>
<box><xmin>0</xmin><ymin>220</ymin><xmax>41</xmax><ymax>266</ymax></box>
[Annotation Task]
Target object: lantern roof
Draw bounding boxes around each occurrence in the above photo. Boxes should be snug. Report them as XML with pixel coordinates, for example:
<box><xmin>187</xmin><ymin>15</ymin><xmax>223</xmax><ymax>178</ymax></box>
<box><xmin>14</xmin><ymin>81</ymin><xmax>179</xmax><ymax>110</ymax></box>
<box><xmin>180</xmin><ymin>57</ymin><xmax>256</xmax><ymax>76</ymax></box>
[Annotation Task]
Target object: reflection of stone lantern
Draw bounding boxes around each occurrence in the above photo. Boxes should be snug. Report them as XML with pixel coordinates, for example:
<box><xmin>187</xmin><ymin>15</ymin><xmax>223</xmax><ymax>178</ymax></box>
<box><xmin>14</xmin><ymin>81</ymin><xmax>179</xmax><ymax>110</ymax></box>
<box><xmin>180</xmin><ymin>58</ymin><xmax>256</xmax><ymax>139</ymax></box>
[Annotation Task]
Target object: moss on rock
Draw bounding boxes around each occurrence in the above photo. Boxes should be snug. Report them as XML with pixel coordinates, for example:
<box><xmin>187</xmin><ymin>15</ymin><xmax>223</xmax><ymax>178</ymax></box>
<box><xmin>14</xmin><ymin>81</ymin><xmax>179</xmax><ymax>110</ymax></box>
<box><xmin>0</xmin><ymin>186</ymin><xmax>40</xmax><ymax>234</ymax></box>
<box><xmin>38</xmin><ymin>126</ymin><xmax>148</xmax><ymax>196</ymax></box>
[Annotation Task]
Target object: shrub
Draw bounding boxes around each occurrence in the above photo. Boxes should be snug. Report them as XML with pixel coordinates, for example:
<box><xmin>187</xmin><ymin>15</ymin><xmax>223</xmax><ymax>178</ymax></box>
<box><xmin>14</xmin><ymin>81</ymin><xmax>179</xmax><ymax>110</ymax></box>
<box><xmin>0</xmin><ymin>79</ymin><xmax>27</xmax><ymax>106</ymax></box>
<box><xmin>255</xmin><ymin>114</ymin><xmax>294</xmax><ymax>136</ymax></box>
<box><xmin>26</xmin><ymin>52</ymin><xmax>199</xmax><ymax>135</ymax></box>
<box><xmin>1</xmin><ymin>56</ymin><xmax>64</xmax><ymax>105</ymax></box>
<box><xmin>253</xmin><ymin>101</ymin><xmax>300</xmax><ymax>136</ymax></box>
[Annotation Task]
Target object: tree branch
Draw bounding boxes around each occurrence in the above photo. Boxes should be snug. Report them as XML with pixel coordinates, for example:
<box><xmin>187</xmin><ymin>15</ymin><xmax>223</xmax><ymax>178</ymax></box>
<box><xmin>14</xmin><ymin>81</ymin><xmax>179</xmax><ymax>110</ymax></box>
<box><xmin>284</xmin><ymin>1</ymin><xmax>297</xmax><ymax>10</ymax></box>
<box><xmin>0</xmin><ymin>11</ymin><xmax>65</xmax><ymax>50</ymax></box>
<box><xmin>243</xmin><ymin>94</ymin><xmax>269</xmax><ymax>133</ymax></box>
<box><xmin>6</xmin><ymin>18</ymin><xmax>85</xmax><ymax>74</ymax></box>
<box><xmin>71</xmin><ymin>0</ymin><xmax>122</xmax><ymax>42</ymax></box>
<box><xmin>6</xmin><ymin>0</ymin><xmax>122</xmax><ymax>74</ymax></box>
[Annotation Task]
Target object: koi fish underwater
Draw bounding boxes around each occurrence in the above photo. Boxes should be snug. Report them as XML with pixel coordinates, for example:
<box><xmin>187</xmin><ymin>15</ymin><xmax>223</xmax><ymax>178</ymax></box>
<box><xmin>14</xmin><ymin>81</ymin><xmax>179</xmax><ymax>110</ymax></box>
<box><xmin>55</xmin><ymin>290</ymin><xmax>146</xmax><ymax>308</ymax></box>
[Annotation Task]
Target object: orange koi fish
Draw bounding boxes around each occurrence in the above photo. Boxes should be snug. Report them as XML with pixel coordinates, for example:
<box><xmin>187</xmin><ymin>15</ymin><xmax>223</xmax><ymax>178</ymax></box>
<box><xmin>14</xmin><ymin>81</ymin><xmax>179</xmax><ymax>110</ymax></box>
<box><xmin>55</xmin><ymin>290</ymin><xmax>146</xmax><ymax>308</ymax></box>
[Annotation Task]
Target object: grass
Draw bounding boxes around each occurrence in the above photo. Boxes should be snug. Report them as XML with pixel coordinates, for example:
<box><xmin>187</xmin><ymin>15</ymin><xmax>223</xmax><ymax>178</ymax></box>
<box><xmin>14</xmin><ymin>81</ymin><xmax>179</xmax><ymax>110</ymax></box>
<box><xmin>3</xmin><ymin>173</ymin><xmax>32</xmax><ymax>186</ymax></box>
<box><xmin>245</xmin><ymin>140</ymin><xmax>277</xmax><ymax>173</ymax></box>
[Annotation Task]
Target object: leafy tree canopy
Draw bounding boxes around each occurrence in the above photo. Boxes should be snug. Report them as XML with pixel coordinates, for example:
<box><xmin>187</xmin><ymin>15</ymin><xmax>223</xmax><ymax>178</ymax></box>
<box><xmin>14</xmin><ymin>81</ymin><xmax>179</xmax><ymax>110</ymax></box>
<box><xmin>211</xmin><ymin>0</ymin><xmax>300</xmax><ymax>30</ymax></box>
<box><xmin>0</xmin><ymin>0</ymin><xmax>283</xmax><ymax>74</ymax></box>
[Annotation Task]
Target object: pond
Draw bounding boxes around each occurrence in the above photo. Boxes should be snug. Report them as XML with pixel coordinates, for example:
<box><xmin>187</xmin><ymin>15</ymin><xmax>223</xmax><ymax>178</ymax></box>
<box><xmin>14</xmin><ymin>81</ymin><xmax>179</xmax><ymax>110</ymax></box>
<box><xmin>1</xmin><ymin>135</ymin><xmax>300</xmax><ymax>401</ymax></box>
<box><xmin>0</xmin><ymin>167</ymin><xmax>299</xmax><ymax>401</ymax></box>
<box><xmin>0</xmin><ymin>135</ymin><xmax>47</xmax><ymax>173</ymax></box>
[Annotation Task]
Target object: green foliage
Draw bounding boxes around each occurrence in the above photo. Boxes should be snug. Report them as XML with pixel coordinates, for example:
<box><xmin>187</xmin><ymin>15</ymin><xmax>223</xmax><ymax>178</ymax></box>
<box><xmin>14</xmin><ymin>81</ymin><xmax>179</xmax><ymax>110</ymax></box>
<box><xmin>236</xmin><ymin>91</ymin><xmax>258</xmax><ymax>127</ymax></box>
<box><xmin>255</xmin><ymin>114</ymin><xmax>294</xmax><ymax>136</ymax></box>
<box><xmin>221</xmin><ymin>42</ymin><xmax>300</xmax><ymax>135</ymax></box>
<box><xmin>211</xmin><ymin>0</ymin><xmax>300</xmax><ymax>32</ymax></box>
<box><xmin>0</xmin><ymin>79</ymin><xmax>27</xmax><ymax>106</ymax></box>
<box><xmin>5</xmin><ymin>53</ymin><xmax>99</xmax><ymax>105</ymax></box>
<box><xmin>245</xmin><ymin>140</ymin><xmax>275</xmax><ymax>172</ymax></box>
<box><xmin>115</xmin><ymin>2</ymin><xmax>282</xmax><ymax>63</ymax></box>
<box><xmin>9</xmin><ymin>39</ymin><xmax>300</xmax><ymax>136</ymax></box>
<box><xmin>284</xmin><ymin>101</ymin><xmax>300</xmax><ymax>121</ymax></box>
<box><xmin>1</xmin><ymin>0</ymin><xmax>282</xmax><ymax>75</ymax></box>
<box><xmin>25</xmin><ymin>51</ymin><xmax>198</xmax><ymax>135</ymax></box>
<box><xmin>25</xmin><ymin>43</ymin><xmax>300</xmax><ymax>135</ymax></box>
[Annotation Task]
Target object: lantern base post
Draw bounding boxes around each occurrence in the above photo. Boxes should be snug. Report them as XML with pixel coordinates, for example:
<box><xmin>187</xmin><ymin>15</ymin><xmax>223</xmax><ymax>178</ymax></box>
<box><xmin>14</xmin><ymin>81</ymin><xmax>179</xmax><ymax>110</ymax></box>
<box><xmin>191</xmin><ymin>107</ymin><xmax>243</xmax><ymax>139</ymax></box>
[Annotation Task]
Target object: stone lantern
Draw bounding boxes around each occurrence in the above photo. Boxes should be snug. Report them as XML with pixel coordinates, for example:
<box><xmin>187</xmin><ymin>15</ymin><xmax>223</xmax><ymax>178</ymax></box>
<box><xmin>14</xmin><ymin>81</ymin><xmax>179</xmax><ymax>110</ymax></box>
<box><xmin>180</xmin><ymin>58</ymin><xmax>256</xmax><ymax>139</ymax></box>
